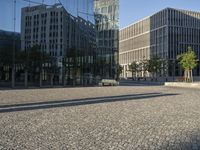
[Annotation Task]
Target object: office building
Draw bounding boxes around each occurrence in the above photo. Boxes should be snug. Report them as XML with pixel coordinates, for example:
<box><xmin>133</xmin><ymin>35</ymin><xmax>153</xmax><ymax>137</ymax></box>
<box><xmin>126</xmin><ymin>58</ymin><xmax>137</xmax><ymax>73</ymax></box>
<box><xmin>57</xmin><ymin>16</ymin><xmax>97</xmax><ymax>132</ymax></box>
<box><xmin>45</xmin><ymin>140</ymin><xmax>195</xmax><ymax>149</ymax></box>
<box><xmin>0</xmin><ymin>30</ymin><xmax>20</xmax><ymax>82</ymax></box>
<box><xmin>21</xmin><ymin>4</ymin><xmax>96</xmax><ymax>85</ymax></box>
<box><xmin>119</xmin><ymin>8</ymin><xmax>200</xmax><ymax>78</ymax></box>
<box><xmin>20</xmin><ymin>0</ymin><xmax>119</xmax><ymax>86</ymax></box>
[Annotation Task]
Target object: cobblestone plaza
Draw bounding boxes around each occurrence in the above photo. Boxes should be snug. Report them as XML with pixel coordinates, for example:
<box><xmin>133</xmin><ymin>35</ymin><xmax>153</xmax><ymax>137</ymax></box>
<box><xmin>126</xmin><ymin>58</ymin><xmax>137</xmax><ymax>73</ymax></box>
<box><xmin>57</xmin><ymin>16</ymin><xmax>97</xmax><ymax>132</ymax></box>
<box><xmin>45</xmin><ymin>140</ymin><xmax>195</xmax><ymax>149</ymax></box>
<box><xmin>0</xmin><ymin>83</ymin><xmax>200</xmax><ymax>149</ymax></box>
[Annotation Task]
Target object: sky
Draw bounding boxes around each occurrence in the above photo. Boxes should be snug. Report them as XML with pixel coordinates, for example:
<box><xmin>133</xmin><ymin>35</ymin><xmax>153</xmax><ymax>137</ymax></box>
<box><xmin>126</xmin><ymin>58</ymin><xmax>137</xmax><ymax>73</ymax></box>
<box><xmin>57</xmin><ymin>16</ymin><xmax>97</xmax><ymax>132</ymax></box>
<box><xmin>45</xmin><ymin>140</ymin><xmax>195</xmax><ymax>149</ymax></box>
<box><xmin>119</xmin><ymin>0</ymin><xmax>200</xmax><ymax>29</ymax></box>
<box><xmin>0</xmin><ymin>0</ymin><xmax>200</xmax><ymax>32</ymax></box>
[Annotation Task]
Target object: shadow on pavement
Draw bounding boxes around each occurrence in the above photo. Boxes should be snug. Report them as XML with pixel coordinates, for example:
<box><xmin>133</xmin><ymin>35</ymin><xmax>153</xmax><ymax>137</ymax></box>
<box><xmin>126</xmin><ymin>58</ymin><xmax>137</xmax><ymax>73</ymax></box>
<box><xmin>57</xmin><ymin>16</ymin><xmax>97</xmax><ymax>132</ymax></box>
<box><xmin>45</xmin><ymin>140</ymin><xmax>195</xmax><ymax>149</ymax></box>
<box><xmin>0</xmin><ymin>92</ymin><xmax>179</xmax><ymax>113</ymax></box>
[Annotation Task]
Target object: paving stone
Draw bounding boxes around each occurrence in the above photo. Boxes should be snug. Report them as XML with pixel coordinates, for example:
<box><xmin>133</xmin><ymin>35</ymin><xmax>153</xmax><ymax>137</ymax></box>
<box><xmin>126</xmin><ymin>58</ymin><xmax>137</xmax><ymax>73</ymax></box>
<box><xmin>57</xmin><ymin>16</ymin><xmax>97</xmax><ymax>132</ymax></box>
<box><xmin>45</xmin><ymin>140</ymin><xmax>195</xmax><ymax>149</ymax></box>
<box><xmin>0</xmin><ymin>85</ymin><xmax>200</xmax><ymax>149</ymax></box>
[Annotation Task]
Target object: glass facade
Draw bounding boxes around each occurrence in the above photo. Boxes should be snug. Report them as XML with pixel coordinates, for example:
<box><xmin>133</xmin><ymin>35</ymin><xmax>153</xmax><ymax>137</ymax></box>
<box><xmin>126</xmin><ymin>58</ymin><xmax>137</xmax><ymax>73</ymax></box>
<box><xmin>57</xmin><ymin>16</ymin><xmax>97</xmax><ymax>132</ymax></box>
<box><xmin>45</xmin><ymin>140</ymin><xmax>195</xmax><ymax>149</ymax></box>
<box><xmin>94</xmin><ymin>0</ymin><xmax>119</xmax><ymax>79</ymax></box>
<box><xmin>0</xmin><ymin>0</ymin><xmax>119</xmax><ymax>87</ymax></box>
<box><xmin>58</xmin><ymin>0</ymin><xmax>119</xmax><ymax>83</ymax></box>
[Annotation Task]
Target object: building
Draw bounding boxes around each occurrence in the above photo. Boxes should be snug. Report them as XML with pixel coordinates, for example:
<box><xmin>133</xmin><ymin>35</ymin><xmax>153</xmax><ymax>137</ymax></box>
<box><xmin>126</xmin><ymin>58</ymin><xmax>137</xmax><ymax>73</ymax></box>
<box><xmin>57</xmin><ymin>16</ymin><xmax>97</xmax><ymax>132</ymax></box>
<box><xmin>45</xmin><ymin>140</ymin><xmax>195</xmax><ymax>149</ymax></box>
<box><xmin>94</xmin><ymin>0</ymin><xmax>119</xmax><ymax>79</ymax></box>
<box><xmin>0</xmin><ymin>30</ymin><xmax>20</xmax><ymax>82</ymax></box>
<box><xmin>20</xmin><ymin>0</ymin><xmax>119</xmax><ymax>86</ymax></box>
<box><xmin>0</xmin><ymin>30</ymin><xmax>20</xmax><ymax>51</ymax></box>
<box><xmin>21</xmin><ymin>4</ymin><xmax>96</xmax><ymax>85</ymax></box>
<box><xmin>119</xmin><ymin>8</ymin><xmax>200</xmax><ymax>78</ymax></box>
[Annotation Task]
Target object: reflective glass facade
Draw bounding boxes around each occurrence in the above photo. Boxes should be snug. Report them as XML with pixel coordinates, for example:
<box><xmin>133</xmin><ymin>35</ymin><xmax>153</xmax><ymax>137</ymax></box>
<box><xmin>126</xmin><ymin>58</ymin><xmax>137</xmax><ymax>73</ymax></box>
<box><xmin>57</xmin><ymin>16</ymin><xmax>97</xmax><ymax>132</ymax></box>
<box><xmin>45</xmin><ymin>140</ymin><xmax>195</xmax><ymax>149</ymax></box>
<box><xmin>0</xmin><ymin>0</ymin><xmax>119</xmax><ymax>87</ymax></box>
<box><xmin>60</xmin><ymin>0</ymin><xmax>119</xmax><ymax>83</ymax></box>
<box><xmin>94</xmin><ymin>0</ymin><xmax>119</xmax><ymax>79</ymax></box>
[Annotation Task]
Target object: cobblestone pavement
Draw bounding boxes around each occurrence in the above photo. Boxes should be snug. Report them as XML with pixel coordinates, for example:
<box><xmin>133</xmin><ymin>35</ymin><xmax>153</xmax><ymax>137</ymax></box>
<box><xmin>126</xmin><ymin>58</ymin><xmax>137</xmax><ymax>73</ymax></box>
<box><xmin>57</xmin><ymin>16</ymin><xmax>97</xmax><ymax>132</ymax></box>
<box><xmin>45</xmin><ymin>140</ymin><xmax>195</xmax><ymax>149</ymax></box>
<box><xmin>0</xmin><ymin>84</ymin><xmax>200</xmax><ymax>150</ymax></box>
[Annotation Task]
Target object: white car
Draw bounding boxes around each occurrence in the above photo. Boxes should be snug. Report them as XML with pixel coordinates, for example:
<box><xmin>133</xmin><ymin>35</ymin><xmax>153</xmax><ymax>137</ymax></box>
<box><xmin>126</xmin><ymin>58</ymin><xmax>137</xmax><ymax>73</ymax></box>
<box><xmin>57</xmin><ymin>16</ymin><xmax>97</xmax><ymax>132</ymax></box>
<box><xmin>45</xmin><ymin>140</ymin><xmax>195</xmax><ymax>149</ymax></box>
<box><xmin>99</xmin><ymin>79</ymin><xmax>119</xmax><ymax>86</ymax></box>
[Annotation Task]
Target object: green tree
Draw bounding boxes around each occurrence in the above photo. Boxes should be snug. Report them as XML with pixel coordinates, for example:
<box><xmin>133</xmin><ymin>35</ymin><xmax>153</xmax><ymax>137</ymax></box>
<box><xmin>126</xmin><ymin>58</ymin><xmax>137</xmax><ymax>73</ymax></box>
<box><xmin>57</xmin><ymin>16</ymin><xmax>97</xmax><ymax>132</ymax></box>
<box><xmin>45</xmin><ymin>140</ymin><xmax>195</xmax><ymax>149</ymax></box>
<box><xmin>116</xmin><ymin>64</ymin><xmax>123</xmax><ymax>80</ymax></box>
<box><xmin>26</xmin><ymin>45</ymin><xmax>43</xmax><ymax>86</ymax></box>
<box><xmin>0</xmin><ymin>48</ymin><xmax>13</xmax><ymax>82</ymax></box>
<box><xmin>146</xmin><ymin>56</ymin><xmax>163</xmax><ymax>81</ymax></box>
<box><xmin>66</xmin><ymin>48</ymin><xmax>78</xmax><ymax>86</ymax></box>
<box><xmin>129</xmin><ymin>61</ymin><xmax>139</xmax><ymax>80</ymax></box>
<box><xmin>47</xmin><ymin>56</ymin><xmax>59</xmax><ymax>86</ymax></box>
<box><xmin>140</xmin><ymin>60</ymin><xmax>149</xmax><ymax>79</ymax></box>
<box><xmin>20</xmin><ymin>45</ymin><xmax>51</xmax><ymax>87</ymax></box>
<box><xmin>177</xmin><ymin>47</ymin><xmax>198</xmax><ymax>82</ymax></box>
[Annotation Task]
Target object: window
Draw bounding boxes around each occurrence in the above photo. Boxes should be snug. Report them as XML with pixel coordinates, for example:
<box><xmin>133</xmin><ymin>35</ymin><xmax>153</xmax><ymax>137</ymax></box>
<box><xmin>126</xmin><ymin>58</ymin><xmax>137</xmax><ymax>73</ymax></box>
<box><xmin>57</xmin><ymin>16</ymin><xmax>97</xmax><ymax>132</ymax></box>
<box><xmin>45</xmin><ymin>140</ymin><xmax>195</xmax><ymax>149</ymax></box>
<box><xmin>101</xmin><ymin>7</ymin><xmax>107</xmax><ymax>13</ymax></box>
<box><xmin>108</xmin><ymin>6</ymin><xmax>112</xmax><ymax>13</ymax></box>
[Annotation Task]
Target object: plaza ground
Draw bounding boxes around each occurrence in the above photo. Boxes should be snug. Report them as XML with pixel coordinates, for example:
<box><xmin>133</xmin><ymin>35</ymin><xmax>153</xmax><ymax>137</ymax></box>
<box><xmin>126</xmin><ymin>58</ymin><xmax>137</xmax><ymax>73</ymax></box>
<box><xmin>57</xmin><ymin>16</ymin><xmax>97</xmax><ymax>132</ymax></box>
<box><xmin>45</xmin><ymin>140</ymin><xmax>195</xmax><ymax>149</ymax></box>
<box><xmin>0</xmin><ymin>81</ymin><xmax>200</xmax><ymax>149</ymax></box>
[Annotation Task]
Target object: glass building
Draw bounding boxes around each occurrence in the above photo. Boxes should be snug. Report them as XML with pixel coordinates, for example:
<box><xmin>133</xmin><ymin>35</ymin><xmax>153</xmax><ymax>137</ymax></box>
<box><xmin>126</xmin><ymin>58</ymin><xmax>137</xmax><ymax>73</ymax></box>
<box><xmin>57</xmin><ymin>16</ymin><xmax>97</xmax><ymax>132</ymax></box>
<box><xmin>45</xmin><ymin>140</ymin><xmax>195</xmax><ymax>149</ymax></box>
<box><xmin>94</xmin><ymin>0</ymin><xmax>119</xmax><ymax>79</ymax></box>
<box><xmin>0</xmin><ymin>0</ymin><xmax>119</xmax><ymax>87</ymax></box>
<box><xmin>59</xmin><ymin>0</ymin><xmax>120</xmax><ymax>81</ymax></box>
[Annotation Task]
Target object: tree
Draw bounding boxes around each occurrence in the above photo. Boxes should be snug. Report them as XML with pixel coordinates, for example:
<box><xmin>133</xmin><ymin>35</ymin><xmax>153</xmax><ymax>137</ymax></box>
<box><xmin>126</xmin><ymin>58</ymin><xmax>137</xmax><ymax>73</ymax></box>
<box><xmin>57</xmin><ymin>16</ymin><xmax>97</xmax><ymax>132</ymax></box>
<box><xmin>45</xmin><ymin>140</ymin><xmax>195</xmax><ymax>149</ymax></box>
<box><xmin>177</xmin><ymin>47</ymin><xmax>198</xmax><ymax>82</ymax></box>
<box><xmin>26</xmin><ymin>45</ymin><xmax>44</xmax><ymax>86</ymax></box>
<box><xmin>66</xmin><ymin>48</ymin><xmax>78</xmax><ymax>86</ymax></box>
<box><xmin>48</xmin><ymin>57</ymin><xmax>59</xmax><ymax>86</ymax></box>
<box><xmin>0</xmin><ymin>48</ymin><xmax>13</xmax><ymax>82</ymax></box>
<box><xmin>146</xmin><ymin>56</ymin><xmax>163</xmax><ymax>81</ymax></box>
<box><xmin>19</xmin><ymin>45</ymin><xmax>51</xmax><ymax>87</ymax></box>
<box><xmin>129</xmin><ymin>61</ymin><xmax>139</xmax><ymax>80</ymax></box>
<box><xmin>140</xmin><ymin>60</ymin><xmax>148</xmax><ymax>79</ymax></box>
<box><xmin>62</xmin><ymin>57</ymin><xmax>67</xmax><ymax>86</ymax></box>
<box><xmin>116</xmin><ymin>64</ymin><xmax>123</xmax><ymax>80</ymax></box>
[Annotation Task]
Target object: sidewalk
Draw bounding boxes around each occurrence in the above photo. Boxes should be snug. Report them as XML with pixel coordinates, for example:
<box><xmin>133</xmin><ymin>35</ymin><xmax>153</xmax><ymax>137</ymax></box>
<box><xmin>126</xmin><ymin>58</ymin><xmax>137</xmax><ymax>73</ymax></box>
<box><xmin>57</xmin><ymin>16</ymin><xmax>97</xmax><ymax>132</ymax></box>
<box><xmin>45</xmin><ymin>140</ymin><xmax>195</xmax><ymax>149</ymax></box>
<box><xmin>165</xmin><ymin>82</ymin><xmax>200</xmax><ymax>89</ymax></box>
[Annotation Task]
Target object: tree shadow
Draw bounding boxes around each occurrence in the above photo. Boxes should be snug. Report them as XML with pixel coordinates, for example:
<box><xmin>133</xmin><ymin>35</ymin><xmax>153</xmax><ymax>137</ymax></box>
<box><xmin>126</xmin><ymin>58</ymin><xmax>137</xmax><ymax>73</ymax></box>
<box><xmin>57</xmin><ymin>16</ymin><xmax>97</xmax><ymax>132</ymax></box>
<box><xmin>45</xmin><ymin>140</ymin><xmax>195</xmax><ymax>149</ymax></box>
<box><xmin>0</xmin><ymin>92</ymin><xmax>179</xmax><ymax>113</ymax></box>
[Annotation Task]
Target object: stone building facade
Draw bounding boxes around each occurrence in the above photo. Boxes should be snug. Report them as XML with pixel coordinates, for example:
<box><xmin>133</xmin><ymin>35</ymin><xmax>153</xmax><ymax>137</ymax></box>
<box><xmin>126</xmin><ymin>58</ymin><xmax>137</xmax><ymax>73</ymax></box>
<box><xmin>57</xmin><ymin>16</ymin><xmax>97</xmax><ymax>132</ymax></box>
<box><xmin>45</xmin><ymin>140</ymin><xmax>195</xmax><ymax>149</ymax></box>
<box><xmin>119</xmin><ymin>8</ymin><xmax>200</xmax><ymax>78</ymax></box>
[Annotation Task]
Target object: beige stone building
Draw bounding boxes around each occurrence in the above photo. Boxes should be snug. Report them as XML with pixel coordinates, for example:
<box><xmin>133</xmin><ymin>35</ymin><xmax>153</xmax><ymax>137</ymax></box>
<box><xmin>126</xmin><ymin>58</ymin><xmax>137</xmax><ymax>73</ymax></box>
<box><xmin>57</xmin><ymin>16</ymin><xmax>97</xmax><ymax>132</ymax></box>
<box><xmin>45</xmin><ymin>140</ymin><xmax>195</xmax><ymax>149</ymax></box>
<box><xmin>119</xmin><ymin>8</ymin><xmax>200</xmax><ymax>78</ymax></box>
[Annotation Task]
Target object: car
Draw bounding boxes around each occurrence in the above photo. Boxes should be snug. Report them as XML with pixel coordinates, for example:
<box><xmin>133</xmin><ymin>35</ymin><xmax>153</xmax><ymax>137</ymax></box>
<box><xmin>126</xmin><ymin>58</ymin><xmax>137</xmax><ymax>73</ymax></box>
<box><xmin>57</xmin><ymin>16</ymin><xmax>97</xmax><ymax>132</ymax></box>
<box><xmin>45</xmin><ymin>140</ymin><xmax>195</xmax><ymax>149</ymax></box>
<box><xmin>98</xmin><ymin>79</ymin><xmax>119</xmax><ymax>86</ymax></box>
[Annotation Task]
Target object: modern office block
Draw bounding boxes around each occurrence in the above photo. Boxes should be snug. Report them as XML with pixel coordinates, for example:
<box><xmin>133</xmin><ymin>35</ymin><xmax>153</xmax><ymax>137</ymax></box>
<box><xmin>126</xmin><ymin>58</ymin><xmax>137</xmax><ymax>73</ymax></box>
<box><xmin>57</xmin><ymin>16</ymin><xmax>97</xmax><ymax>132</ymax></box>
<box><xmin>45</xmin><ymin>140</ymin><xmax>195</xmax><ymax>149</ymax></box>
<box><xmin>21</xmin><ymin>4</ymin><xmax>96</xmax><ymax>85</ymax></box>
<box><xmin>20</xmin><ymin>0</ymin><xmax>119</xmax><ymax>86</ymax></box>
<box><xmin>119</xmin><ymin>8</ymin><xmax>200</xmax><ymax>78</ymax></box>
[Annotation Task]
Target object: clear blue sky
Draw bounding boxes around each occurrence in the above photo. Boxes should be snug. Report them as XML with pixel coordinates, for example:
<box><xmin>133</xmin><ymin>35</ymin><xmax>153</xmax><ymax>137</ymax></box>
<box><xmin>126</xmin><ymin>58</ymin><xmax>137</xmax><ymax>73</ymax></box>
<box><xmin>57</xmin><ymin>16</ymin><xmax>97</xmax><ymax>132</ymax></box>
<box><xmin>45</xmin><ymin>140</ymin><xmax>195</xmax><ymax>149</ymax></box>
<box><xmin>119</xmin><ymin>0</ymin><xmax>200</xmax><ymax>28</ymax></box>
<box><xmin>0</xmin><ymin>0</ymin><xmax>200</xmax><ymax>32</ymax></box>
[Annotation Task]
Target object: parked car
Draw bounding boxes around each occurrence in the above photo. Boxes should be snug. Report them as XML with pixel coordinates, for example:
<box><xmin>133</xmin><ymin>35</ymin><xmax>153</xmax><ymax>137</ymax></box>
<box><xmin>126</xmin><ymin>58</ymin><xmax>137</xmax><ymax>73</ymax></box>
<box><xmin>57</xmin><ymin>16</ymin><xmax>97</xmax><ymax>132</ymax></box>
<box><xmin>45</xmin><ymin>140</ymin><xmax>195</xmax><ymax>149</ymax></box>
<box><xmin>98</xmin><ymin>79</ymin><xmax>119</xmax><ymax>86</ymax></box>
